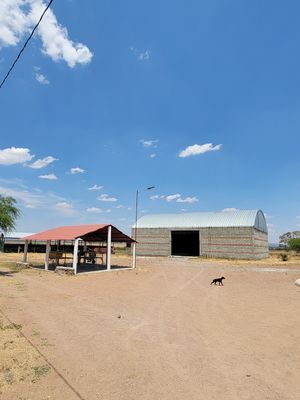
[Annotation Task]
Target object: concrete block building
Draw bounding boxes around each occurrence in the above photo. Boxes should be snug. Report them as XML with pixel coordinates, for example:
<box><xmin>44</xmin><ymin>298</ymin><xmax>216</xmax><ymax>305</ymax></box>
<box><xmin>132</xmin><ymin>209</ymin><xmax>268</xmax><ymax>259</ymax></box>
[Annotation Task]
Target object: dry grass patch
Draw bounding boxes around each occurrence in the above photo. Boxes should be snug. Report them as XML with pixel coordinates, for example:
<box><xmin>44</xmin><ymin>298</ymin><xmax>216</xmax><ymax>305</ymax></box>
<box><xmin>0</xmin><ymin>316</ymin><xmax>51</xmax><ymax>395</ymax></box>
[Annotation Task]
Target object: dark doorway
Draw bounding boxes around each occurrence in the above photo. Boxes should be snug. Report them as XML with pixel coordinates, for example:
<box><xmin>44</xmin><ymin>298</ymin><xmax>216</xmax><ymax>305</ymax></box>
<box><xmin>171</xmin><ymin>231</ymin><xmax>200</xmax><ymax>256</ymax></box>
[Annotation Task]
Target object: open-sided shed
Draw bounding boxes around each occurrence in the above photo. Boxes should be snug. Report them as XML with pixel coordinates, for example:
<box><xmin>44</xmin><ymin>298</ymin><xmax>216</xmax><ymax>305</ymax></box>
<box><xmin>23</xmin><ymin>224</ymin><xmax>135</xmax><ymax>274</ymax></box>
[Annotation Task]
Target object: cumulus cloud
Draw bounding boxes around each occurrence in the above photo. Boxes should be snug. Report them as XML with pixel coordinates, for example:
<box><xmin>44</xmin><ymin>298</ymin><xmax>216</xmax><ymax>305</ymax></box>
<box><xmin>0</xmin><ymin>147</ymin><xmax>34</xmax><ymax>165</ymax></box>
<box><xmin>88</xmin><ymin>184</ymin><xmax>103</xmax><ymax>191</ymax></box>
<box><xmin>0</xmin><ymin>0</ymin><xmax>93</xmax><ymax>68</ymax></box>
<box><xmin>29</xmin><ymin>156</ymin><xmax>57</xmax><ymax>169</ymax></box>
<box><xmin>179</xmin><ymin>143</ymin><xmax>222</xmax><ymax>158</ymax></box>
<box><xmin>70</xmin><ymin>167</ymin><xmax>84</xmax><ymax>174</ymax></box>
<box><xmin>140</xmin><ymin>139</ymin><xmax>159</xmax><ymax>148</ymax></box>
<box><xmin>38</xmin><ymin>173</ymin><xmax>58</xmax><ymax>180</ymax></box>
<box><xmin>97</xmin><ymin>194</ymin><xmax>118</xmax><ymax>202</ymax></box>
<box><xmin>151</xmin><ymin>193</ymin><xmax>198</xmax><ymax>203</ymax></box>
<box><xmin>150</xmin><ymin>153</ymin><xmax>156</xmax><ymax>158</ymax></box>
<box><xmin>165</xmin><ymin>194</ymin><xmax>181</xmax><ymax>202</ymax></box>
<box><xmin>150</xmin><ymin>195</ymin><xmax>160</xmax><ymax>200</ymax></box>
<box><xmin>176</xmin><ymin>196</ymin><xmax>198</xmax><ymax>203</ymax></box>
<box><xmin>35</xmin><ymin>72</ymin><xmax>49</xmax><ymax>84</ymax></box>
<box><xmin>86</xmin><ymin>207</ymin><xmax>103</xmax><ymax>214</ymax></box>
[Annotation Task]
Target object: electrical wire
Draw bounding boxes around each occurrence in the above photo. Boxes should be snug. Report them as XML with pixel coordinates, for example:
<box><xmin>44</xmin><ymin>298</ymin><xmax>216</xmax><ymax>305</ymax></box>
<box><xmin>0</xmin><ymin>0</ymin><xmax>55</xmax><ymax>89</ymax></box>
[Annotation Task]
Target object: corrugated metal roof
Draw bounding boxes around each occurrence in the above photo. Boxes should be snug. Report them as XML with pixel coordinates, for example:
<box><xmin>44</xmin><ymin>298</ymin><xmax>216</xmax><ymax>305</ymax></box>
<box><xmin>133</xmin><ymin>210</ymin><xmax>267</xmax><ymax>232</ymax></box>
<box><xmin>23</xmin><ymin>224</ymin><xmax>134</xmax><ymax>243</ymax></box>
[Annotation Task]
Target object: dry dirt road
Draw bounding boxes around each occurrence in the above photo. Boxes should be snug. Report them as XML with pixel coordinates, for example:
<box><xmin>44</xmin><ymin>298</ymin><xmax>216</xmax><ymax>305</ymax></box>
<box><xmin>1</xmin><ymin>256</ymin><xmax>300</xmax><ymax>400</ymax></box>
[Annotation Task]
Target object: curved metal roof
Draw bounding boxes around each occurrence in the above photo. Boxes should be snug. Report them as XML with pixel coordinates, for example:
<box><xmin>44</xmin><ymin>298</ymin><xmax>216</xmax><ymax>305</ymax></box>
<box><xmin>134</xmin><ymin>210</ymin><xmax>268</xmax><ymax>233</ymax></box>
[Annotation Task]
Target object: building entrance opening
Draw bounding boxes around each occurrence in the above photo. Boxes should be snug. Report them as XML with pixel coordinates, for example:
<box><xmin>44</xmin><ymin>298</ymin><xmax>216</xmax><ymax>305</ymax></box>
<box><xmin>171</xmin><ymin>231</ymin><xmax>200</xmax><ymax>256</ymax></box>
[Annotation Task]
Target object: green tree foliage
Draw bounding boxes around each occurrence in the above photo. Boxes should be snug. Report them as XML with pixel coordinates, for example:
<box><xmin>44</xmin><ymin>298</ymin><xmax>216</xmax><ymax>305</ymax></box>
<box><xmin>289</xmin><ymin>238</ymin><xmax>300</xmax><ymax>253</ymax></box>
<box><xmin>279</xmin><ymin>231</ymin><xmax>300</xmax><ymax>247</ymax></box>
<box><xmin>0</xmin><ymin>195</ymin><xmax>20</xmax><ymax>233</ymax></box>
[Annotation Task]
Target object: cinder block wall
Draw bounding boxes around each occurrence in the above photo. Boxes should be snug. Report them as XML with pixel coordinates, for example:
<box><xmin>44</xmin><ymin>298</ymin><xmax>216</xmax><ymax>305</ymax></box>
<box><xmin>132</xmin><ymin>228</ymin><xmax>170</xmax><ymax>256</ymax></box>
<box><xmin>253</xmin><ymin>229</ymin><xmax>269</xmax><ymax>259</ymax></box>
<box><xmin>132</xmin><ymin>226</ymin><xmax>269</xmax><ymax>259</ymax></box>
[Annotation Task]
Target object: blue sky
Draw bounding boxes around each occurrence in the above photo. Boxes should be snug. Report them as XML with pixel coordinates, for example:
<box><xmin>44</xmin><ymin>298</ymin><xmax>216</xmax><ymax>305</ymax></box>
<box><xmin>1</xmin><ymin>0</ymin><xmax>300</xmax><ymax>242</ymax></box>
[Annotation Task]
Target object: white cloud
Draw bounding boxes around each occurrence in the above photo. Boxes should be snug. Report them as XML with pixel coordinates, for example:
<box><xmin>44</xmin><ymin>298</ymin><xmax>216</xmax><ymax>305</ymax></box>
<box><xmin>54</xmin><ymin>201</ymin><xmax>76</xmax><ymax>217</ymax></box>
<box><xmin>86</xmin><ymin>207</ymin><xmax>103</xmax><ymax>214</ymax></box>
<box><xmin>139</xmin><ymin>50</ymin><xmax>151</xmax><ymax>61</ymax></box>
<box><xmin>151</xmin><ymin>193</ymin><xmax>198</xmax><ymax>204</ymax></box>
<box><xmin>29</xmin><ymin>155</ymin><xmax>57</xmax><ymax>169</ymax></box>
<box><xmin>35</xmin><ymin>72</ymin><xmax>49</xmax><ymax>85</ymax></box>
<box><xmin>0</xmin><ymin>0</ymin><xmax>93</xmax><ymax>68</ymax></box>
<box><xmin>38</xmin><ymin>173</ymin><xmax>58</xmax><ymax>180</ymax></box>
<box><xmin>264</xmin><ymin>213</ymin><xmax>273</xmax><ymax>219</ymax></box>
<box><xmin>0</xmin><ymin>182</ymin><xmax>79</xmax><ymax>217</ymax></box>
<box><xmin>222</xmin><ymin>208</ymin><xmax>238</xmax><ymax>212</ymax></box>
<box><xmin>88</xmin><ymin>184</ymin><xmax>103</xmax><ymax>191</ymax></box>
<box><xmin>0</xmin><ymin>183</ymin><xmax>58</xmax><ymax>209</ymax></box>
<box><xmin>130</xmin><ymin>46</ymin><xmax>151</xmax><ymax>61</ymax></box>
<box><xmin>70</xmin><ymin>167</ymin><xmax>85</xmax><ymax>174</ymax></box>
<box><xmin>165</xmin><ymin>194</ymin><xmax>181</xmax><ymax>202</ymax></box>
<box><xmin>127</xmin><ymin>207</ymin><xmax>132</xmax><ymax>211</ymax></box>
<box><xmin>97</xmin><ymin>194</ymin><xmax>118</xmax><ymax>202</ymax></box>
<box><xmin>25</xmin><ymin>204</ymin><xmax>36</xmax><ymax>209</ymax></box>
<box><xmin>140</xmin><ymin>139</ymin><xmax>159</xmax><ymax>148</ymax></box>
<box><xmin>150</xmin><ymin>153</ymin><xmax>156</xmax><ymax>158</ymax></box>
<box><xmin>116</xmin><ymin>205</ymin><xmax>124</xmax><ymax>209</ymax></box>
<box><xmin>176</xmin><ymin>196</ymin><xmax>198</xmax><ymax>203</ymax></box>
<box><xmin>296</xmin><ymin>216</ymin><xmax>300</xmax><ymax>219</ymax></box>
<box><xmin>179</xmin><ymin>143</ymin><xmax>222</xmax><ymax>158</ymax></box>
<box><xmin>0</xmin><ymin>147</ymin><xmax>34</xmax><ymax>165</ymax></box>
<box><xmin>106</xmin><ymin>209</ymin><xmax>112</xmax><ymax>213</ymax></box>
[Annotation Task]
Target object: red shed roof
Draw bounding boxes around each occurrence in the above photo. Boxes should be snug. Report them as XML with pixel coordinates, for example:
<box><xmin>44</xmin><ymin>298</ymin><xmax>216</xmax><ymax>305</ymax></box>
<box><xmin>23</xmin><ymin>224</ymin><xmax>134</xmax><ymax>243</ymax></box>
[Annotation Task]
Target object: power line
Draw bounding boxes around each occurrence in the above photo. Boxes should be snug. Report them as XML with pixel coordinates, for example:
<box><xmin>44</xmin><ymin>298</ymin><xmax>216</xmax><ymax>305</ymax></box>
<box><xmin>0</xmin><ymin>0</ymin><xmax>55</xmax><ymax>90</ymax></box>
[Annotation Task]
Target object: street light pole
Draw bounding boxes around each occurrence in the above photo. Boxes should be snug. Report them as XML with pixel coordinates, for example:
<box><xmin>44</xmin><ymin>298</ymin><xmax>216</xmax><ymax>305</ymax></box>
<box><xmin>134</xmin><ymin>186</ymin><xmax>155</xmax><ymax>268</ymax></box>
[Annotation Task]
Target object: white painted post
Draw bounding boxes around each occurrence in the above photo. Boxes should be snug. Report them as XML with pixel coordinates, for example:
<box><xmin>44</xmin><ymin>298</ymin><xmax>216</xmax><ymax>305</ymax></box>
<box><xmin>45</xmin><ymin>241</ymin><xmax>51</xmax><ymax>270</ymax></box>
<box><xmin>107</xmin><ymin>226</ymin><xmax>112</xmax><ymax>270</ymax></box>
<box><xmin>23</xmin><ymin>240</ymin><xmax>28</xmax><ymax>262</ymax></box>
<box><xmin>83</xmin><ymin>241</ymin><xmax>87</xmax><ymax>263</ymax></box>
<box><xmin>132</xmin><ymin>242</ymin><xmax>136</xmax><ymax>268</ymax></box>
<box><xmin>73</xmin><ymin>238</ymin><xmax>80</xmax><ymax>275</ymax></box>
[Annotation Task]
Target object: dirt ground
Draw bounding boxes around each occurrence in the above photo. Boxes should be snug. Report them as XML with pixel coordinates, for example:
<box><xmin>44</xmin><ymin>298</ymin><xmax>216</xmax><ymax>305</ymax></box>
<box><xmin>0</xmin><ymin>253</ymin><xmax>300</xmax><ymax>400</ymax></box>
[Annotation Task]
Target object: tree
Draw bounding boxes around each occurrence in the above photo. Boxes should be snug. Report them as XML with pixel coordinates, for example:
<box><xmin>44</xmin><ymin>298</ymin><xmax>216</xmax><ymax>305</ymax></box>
<box><xmin>0</xmin><ymin>195</ymin><xmax>20</xmax><ymax>234</ymax></box>
<box><xmin>289</xmin><ymin>238</ymin><xmax>300</xmax><ymax>253</ymax></box>
<box><xmin>279</xmin><ymin>231</ymin><xmax>300</xmax><ymax>247</ymax></box>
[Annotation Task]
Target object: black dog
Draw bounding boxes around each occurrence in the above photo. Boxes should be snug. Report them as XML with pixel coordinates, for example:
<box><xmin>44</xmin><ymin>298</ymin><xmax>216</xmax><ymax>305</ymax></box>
<box><xmin>210</xmin><ymin>276</ymin><xmax>225</xmax><ymax>286</ymax></box>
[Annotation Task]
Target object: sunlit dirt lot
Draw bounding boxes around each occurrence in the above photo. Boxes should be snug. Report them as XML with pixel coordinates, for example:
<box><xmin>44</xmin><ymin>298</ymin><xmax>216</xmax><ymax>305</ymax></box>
<box><xmin>0</xmin><ymin>252</ymin><xmax>300</xmax><ymax>400</ymax></box>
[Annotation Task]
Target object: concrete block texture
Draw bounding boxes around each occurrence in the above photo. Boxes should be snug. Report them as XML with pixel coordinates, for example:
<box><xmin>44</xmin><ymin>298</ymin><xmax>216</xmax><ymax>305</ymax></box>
<box><xmin>132</xmin><ymin>226</ymin><xmax>269</xmax><ymax>260</ymax></box>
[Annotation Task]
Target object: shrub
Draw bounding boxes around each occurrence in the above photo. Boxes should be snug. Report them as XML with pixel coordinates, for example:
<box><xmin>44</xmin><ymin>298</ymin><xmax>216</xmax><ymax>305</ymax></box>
<box><xmin>279</xmin><ymin>253</ymin><xmax>289</xmax><ymax>261</ymax></box>
<box><xmin>289</xmin><ymin>238</ymin><xmax>300</xmax><ymax>253</ymax></box>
